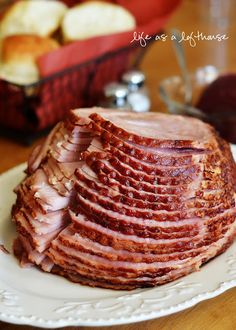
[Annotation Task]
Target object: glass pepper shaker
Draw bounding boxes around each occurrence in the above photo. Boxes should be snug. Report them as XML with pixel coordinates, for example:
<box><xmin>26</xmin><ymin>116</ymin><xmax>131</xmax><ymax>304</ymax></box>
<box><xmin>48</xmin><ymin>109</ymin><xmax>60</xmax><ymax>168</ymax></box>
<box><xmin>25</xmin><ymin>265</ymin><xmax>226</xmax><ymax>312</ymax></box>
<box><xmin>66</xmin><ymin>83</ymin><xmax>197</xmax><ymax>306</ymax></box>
<box><xmin>122</xmin><ymin>70</ymin><xmax>151</xmax><ymax>112</ymax></box>
<box><xmin>103</xmin><ymin>82</ymin><xmax>131</xmax><ymax>110</ymax></box>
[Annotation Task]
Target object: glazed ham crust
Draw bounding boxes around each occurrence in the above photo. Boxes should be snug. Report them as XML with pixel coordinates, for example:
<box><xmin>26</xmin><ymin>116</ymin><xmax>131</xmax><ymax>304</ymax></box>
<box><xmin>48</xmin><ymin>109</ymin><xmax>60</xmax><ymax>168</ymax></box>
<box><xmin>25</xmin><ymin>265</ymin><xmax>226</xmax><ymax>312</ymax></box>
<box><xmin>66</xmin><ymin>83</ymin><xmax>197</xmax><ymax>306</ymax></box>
<box><xmin>12</xmin><ymin>108</ymin><xmax>236</xmax><ymax>290</ymax></box>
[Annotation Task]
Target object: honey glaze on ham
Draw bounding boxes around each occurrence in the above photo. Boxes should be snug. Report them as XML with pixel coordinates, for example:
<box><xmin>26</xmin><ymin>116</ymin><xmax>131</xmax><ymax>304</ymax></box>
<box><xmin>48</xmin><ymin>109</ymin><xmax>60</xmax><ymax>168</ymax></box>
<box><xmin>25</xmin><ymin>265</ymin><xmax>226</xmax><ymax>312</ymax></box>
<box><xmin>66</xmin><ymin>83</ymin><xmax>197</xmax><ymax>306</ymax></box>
<box><xmin>12</xmin><ymin>108</ymin><xmax>236</xmax><ymax>290</ymax></box>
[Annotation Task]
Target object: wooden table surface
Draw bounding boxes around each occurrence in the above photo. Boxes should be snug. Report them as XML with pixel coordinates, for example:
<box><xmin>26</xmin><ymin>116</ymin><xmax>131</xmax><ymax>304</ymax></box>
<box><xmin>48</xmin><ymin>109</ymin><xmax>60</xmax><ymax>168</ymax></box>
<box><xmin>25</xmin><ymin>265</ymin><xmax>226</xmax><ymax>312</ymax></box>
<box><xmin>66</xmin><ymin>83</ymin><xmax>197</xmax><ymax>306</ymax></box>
<box><xmin>1</xmin><ymin>0</ymin><xmax>236</xmax><ymax>329</ymax></box>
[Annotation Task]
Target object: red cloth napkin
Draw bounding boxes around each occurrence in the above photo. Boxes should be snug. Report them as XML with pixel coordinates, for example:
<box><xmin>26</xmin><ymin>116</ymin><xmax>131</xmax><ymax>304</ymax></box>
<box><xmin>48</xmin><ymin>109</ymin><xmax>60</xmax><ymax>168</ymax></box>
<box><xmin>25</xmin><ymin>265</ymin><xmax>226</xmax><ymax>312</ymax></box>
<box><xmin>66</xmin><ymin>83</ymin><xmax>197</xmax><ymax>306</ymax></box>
<box><xmin>37</xmin><ymin>0</ymin><xmax>181</xmax><ymax>77</ymax></box>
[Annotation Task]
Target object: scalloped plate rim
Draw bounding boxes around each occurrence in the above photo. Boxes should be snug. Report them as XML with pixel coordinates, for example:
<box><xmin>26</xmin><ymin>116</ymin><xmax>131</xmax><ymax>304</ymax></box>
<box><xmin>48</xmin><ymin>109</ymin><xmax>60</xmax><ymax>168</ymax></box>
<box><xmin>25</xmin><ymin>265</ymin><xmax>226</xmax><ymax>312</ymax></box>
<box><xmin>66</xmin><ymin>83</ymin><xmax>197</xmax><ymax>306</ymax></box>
<box><xmin>0</xmin><ymin>279</ymin><xmax>236</xmax><ymax>328</ymax></box>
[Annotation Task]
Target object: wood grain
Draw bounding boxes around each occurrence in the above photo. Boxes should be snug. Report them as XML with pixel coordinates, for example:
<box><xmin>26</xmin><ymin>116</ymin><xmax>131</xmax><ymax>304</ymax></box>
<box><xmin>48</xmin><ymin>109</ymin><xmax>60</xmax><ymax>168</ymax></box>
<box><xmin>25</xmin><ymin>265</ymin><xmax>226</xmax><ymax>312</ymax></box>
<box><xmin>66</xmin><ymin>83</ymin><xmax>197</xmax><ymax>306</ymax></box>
<box><xmin>1</xmin><ymin>0</ymin><xmax>236</xmax><ymax>329</ymax></box>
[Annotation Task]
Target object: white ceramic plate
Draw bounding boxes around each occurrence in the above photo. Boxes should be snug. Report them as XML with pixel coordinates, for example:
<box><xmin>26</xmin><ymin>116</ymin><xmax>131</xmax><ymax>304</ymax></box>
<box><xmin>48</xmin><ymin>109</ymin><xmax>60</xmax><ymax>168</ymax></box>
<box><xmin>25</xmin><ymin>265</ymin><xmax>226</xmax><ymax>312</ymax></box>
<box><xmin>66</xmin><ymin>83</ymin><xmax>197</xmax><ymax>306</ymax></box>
<box><xmin>0</xmin><ymin>145</ymin><xmax>236</xmax><ymax>328</ymax></box>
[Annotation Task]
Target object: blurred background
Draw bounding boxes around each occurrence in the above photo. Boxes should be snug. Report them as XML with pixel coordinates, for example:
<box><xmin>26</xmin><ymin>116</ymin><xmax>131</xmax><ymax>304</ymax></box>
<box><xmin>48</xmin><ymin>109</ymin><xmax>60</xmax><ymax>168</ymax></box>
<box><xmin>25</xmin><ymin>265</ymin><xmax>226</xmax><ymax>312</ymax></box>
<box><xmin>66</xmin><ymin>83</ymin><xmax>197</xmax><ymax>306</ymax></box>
<box><xmin>145</xmin><ymin>0</ymin><xmax>235</xmax><ymax>112</ymax></box>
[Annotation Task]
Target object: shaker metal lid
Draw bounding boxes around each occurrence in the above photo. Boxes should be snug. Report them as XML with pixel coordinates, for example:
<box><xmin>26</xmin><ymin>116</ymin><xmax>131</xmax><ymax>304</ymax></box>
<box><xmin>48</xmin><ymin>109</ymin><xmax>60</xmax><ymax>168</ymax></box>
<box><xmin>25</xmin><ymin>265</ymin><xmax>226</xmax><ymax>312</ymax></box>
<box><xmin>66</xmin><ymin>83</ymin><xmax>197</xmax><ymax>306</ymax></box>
<box><xmin>122</xmin><ymin>70</ymin><xmax>145</xmax><ymax>86</ymax></box>
<box><xmin>104</xmin><ymin>82</ymin><xmax>129</xmax><ymax>99</ymax></box>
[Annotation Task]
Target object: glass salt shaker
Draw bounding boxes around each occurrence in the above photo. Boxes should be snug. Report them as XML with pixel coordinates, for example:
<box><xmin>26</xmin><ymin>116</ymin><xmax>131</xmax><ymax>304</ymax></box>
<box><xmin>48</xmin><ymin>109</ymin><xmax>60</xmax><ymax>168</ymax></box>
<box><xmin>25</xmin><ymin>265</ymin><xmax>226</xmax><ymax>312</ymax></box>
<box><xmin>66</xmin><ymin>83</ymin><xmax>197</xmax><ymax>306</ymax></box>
<box><xmin>103</xmin><ymin>82</ymin><xmax>131</xmax><ymax>110</ymax></box>
<box><xmin>122</xmin><ymin>70</ymin><xmax>151</xmax><ymax>112</ymax></box>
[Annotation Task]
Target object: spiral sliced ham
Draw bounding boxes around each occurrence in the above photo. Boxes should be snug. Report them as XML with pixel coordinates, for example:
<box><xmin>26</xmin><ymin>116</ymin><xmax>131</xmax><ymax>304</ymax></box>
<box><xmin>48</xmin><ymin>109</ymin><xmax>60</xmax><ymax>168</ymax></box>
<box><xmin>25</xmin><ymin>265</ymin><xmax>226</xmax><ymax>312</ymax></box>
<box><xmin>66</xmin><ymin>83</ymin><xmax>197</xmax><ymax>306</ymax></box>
<box><xmin>12</xmin><ymin>108</ymin><xmax>236</xmax><ymax>290</ymax></box>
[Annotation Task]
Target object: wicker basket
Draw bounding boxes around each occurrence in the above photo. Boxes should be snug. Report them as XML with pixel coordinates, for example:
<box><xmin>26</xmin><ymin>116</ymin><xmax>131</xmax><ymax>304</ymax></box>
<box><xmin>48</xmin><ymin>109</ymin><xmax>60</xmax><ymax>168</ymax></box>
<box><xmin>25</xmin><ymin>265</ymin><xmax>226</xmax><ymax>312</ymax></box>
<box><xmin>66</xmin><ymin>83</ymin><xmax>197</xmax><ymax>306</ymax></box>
<box><xmin>0</xmin><ymin>41</ymin><xmax>152</xmax><ymax>142</ymax></box>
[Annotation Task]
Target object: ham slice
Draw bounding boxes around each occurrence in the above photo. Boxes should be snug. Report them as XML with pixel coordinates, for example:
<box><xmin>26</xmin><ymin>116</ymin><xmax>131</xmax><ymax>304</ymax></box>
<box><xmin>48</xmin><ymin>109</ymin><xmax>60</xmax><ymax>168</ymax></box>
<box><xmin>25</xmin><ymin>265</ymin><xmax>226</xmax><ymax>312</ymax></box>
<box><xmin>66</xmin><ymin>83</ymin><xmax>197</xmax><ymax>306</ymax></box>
<box><xmin>89</xmin><ymin>112</ymin><xmax>217</xmax><ymax>148</ymax></box>
<box><xmin>74</xmin><ymin>170</ymin><xmax>231</xmax><ymax>208</ymax></box>
<box><xmin>69</xmin><ymin>211</ymin><xmax>236</xmax><ymax>254</ymax></box>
